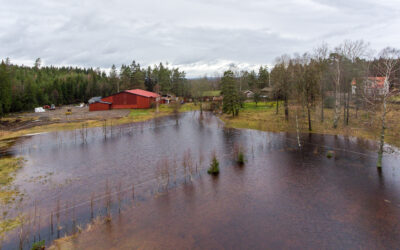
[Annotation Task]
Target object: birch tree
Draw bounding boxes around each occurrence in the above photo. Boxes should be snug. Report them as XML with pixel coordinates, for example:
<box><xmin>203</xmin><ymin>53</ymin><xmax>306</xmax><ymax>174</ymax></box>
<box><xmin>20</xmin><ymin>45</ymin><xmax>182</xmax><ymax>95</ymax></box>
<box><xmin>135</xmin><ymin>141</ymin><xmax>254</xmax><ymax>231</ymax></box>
<box><xmin>374</xmin><ymin>47</ymin><xmax>400</xmax><ymax>168</ymax></box>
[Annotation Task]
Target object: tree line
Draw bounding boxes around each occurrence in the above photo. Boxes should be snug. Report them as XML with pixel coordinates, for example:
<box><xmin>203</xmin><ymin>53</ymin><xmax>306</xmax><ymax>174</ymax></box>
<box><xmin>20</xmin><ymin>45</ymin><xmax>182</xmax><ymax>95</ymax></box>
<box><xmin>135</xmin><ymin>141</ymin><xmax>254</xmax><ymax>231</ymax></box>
<box><xmin>218</xmin><ymin>40</ymin><xmax>399</xmax><ymax>167</ymax></box>
<box><xmin>0</xmin><ymin>59</ymin><xmax>188</xmax><ymax>116</ymax></box>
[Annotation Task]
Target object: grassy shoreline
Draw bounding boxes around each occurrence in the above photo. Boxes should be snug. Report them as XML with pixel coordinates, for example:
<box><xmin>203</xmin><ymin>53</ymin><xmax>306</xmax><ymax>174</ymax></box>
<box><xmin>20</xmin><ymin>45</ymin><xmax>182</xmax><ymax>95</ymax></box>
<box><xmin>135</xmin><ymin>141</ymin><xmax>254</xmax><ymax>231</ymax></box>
<box><xmin>220</xmin><ymin>101</ymin><xmax>400</xmax><ymax>149</ymax></box>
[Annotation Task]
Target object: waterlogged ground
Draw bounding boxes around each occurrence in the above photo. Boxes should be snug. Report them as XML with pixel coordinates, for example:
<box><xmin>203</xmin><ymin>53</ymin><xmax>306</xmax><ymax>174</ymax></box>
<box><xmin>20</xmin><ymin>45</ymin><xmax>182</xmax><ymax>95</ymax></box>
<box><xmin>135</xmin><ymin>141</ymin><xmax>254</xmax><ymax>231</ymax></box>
<box><xmin>2</xmin><ymin>112</ymin><xmax>400</xmax><ymax>249</ymax></box>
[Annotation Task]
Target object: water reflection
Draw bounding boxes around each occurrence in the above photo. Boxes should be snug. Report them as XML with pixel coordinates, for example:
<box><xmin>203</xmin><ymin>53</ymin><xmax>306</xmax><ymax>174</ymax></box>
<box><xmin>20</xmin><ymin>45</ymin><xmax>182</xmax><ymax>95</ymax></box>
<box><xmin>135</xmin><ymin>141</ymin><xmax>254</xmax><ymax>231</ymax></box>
<box><xmin>1</xmin><ymin>111</ymin><xmax>399</xmax><ymax>249</ymax></box>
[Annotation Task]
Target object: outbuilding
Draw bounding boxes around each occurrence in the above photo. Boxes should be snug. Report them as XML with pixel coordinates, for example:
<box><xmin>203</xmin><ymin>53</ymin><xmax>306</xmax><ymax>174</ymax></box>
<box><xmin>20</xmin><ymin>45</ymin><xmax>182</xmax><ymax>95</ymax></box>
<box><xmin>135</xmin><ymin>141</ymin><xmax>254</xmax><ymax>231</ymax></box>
<box><xmin>89</xmin><ymin>89</ymin><xmax>160</xmax><ymax>111</ymax></box>
<box><xmin>89</xmin><ymin>101</ymin><xmax>112</xmax><ymax>111</ymax></box>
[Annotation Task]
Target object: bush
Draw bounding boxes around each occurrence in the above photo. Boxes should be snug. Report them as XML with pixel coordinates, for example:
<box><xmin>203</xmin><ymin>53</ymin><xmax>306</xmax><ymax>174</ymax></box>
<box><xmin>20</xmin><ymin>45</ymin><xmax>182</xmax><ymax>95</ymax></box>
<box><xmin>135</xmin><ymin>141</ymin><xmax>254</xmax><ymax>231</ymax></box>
<box><xmin>326</xmin><ymin>150</ymin><xmax>334</xmax><ymax>159</ymax></box>
<box><xmin>207</xmin><ymin>155</ymin><xmax>220</xmax><ymax>175</ymax></box>
<box><xmin>237</xmin><ymin>151</ymin><xmax>245</xmax><ymax>165</ymax></box>
<box><xmin>324</xmin><ymin>96</ymin><xmax>335</xmax><ymax>109</ymax></box>
<box><xmin>31</xmin><ymin>240</ymin><xmax>45</xmax><ymax>250</ymax></box>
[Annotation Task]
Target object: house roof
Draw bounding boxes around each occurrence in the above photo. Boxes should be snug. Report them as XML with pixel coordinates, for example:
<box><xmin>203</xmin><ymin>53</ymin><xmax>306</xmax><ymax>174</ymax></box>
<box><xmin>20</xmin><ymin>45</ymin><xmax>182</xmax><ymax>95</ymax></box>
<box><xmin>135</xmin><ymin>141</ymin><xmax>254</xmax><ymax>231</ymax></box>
<box><xmin>124</xmin><ymin>89</ymin><xmax>160</xmax><ymax>98</ymax></box>
<box><xmin>261</xmin><ymin>87</ymin><xmax>273</xmax><ymax>92</ymax></box>
<box><xmin>367</xmin><ymin>77</ymin><xmax>386</xmax><ymax>88</ymax></box>
<box><xmin>351</xmin><ymin>77</ymin><xmax>387</xmax><ymax>88</ymax></box>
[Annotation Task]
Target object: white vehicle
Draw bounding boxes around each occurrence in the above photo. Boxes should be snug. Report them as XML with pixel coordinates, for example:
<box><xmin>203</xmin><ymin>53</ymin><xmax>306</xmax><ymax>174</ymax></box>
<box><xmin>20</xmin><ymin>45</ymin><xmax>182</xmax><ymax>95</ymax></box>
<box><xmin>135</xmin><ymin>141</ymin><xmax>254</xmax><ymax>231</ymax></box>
<box><xmin>34</xmin><ymin>107</ymin><xmax>45</xmax><ymax>113</ymax></box>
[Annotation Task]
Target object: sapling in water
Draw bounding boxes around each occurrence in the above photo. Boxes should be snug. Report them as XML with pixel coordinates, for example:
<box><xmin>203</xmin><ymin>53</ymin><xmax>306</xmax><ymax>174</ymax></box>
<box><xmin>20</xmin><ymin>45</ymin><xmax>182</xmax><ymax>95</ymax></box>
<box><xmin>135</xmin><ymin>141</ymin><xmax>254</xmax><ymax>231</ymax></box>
<box><xmin>207</xmin><ymin>152</ymin><xmax>220</xmax><ymax>175</ymax></box>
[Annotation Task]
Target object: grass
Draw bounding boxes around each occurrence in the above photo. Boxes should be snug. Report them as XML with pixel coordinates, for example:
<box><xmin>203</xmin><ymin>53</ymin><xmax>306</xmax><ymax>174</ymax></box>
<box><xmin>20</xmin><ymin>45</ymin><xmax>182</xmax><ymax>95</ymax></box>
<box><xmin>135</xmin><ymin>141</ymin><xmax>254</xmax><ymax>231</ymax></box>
<box><xmin>0</xmin><ymin>157</ymin><xmax>25</xmax><ymax>204</ymax></box>
<box><xmin>202</xmin><ymin>90</ymin><xmax>221</xmax><ymax>97</ymax></box>
<box><xmin>220</xmin><ymin>101</ymin><xmax>400</xmax><ymax>148</ymax></box>
<box><xmin>31</xmin><ymin>240</ymin><xmax>45</xmax><ymax>250</ymax></box>
<box><xmin>0</xmin><ymin>215</ymin><xmax>24</xmax><ymax>234</ymax></box>
<box><xmin>389</xmin><ymin>94</ymin><xmax>400</xmax><ymax>103</ymax></box>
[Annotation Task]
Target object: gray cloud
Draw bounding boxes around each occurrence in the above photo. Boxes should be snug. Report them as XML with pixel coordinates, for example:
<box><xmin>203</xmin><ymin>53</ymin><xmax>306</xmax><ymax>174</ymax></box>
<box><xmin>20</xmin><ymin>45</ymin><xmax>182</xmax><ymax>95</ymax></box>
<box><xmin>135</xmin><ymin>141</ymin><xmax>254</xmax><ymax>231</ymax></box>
<box><xmin>0</xmin><ymin>0</ymin><xmax>399</xmax><ymax>77</ymax></box>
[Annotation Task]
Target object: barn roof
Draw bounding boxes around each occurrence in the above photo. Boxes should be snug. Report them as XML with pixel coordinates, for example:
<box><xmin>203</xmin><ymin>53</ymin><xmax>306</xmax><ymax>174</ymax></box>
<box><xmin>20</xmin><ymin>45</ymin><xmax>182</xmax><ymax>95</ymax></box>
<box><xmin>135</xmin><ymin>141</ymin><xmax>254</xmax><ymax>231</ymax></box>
<box><xmin>88</xmin><ymin>96</ymin><xmax>102</xmax><ymax>104</ymax></box>
<box><xmin>124</xmin><ymin>89</ymin><xmax>160</xmax><ymax>98</ymax></box>
<box><xmin>95</xmin><ymin>100</ymin><xmax>112</xmax><ymax>104</ymax></box>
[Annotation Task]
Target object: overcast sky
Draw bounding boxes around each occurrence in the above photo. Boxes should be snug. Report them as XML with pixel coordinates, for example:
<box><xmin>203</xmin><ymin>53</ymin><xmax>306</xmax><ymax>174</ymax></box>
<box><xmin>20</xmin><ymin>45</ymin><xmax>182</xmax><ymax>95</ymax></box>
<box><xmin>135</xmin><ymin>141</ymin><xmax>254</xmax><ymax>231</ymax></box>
<box><xmin>1</xmin><ymin>0</ymin><xmax>399</xmax><ymax>77</ymax></box>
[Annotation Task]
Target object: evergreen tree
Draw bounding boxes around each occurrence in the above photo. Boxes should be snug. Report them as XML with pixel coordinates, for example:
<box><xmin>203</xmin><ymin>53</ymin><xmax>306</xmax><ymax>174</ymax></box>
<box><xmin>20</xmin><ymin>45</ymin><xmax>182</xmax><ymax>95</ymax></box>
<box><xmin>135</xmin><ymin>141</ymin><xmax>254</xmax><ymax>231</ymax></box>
<box><xmin>0</xmin><ymin>61</ymin><xmax>12</xmax><ymax>116</ymax></box>
<box><xmin>222</xmin><ymin>70</ymin><xmax>240</xmax><ymax>117</ymax></box>
<box><xmin>258</xmin><ymin>66</ymin><xmax>270</xmax><ymax>89</ymax></box>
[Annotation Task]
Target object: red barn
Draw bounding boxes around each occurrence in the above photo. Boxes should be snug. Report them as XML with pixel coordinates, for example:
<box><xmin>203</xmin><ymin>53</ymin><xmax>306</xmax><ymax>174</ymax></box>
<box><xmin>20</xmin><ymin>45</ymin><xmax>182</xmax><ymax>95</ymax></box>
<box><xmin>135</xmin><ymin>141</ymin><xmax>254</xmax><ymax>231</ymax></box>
<box><xmin>89</xmin><ymin>101</ymin><xmax>112</xmax><ymax>111</ymax></box>
<box><xmin>89</xmin><ymin>89</ymin><xmax>159</xmax><ymax>111</ymax></box>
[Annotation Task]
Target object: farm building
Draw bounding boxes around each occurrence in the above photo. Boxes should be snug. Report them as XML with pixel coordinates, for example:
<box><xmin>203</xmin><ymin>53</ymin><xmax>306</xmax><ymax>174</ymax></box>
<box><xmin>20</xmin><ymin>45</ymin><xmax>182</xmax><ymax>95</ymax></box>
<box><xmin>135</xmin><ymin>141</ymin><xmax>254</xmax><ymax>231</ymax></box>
<box><xmin>89</xmin><ymin>89</ymin><xmax>160</xmax><ymax>111</ymax></box>
<box><xmin>89</xmin><ymin>100</ymin><xmax>112</xmax><ymax>111</ymax></box>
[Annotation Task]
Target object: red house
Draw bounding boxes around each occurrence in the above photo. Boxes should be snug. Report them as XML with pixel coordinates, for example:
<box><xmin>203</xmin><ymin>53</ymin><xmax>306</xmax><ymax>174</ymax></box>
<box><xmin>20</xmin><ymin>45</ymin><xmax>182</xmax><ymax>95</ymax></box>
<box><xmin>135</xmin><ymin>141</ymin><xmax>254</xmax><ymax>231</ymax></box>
<box><xmin>89</xmin><ymin>89</ymin><xmax>160</xmax><ymax>111</ymax></box>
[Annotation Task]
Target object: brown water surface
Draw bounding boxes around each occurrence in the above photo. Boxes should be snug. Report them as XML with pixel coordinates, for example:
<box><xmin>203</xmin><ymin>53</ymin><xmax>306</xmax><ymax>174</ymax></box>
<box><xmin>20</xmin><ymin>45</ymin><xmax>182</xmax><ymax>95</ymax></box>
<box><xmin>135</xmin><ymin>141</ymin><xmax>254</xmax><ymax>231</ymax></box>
<box><xmin>3</xmin><ymin>112</ymin><xmax>400</xmax><ymax>249</ymax></box>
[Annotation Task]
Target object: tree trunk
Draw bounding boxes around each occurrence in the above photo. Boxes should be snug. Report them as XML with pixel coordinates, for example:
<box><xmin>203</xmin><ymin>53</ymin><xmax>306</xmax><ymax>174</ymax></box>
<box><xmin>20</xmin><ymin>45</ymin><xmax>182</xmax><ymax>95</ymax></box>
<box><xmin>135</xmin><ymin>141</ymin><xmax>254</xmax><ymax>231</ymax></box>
<box><xmin>295</xmin><ymin>110</ymin><xmax>302</xmax><ymax>148</ymax></box>
<box><xmin>276</xmin><ymin>98</ymin><xmax>279</xmax><ymax>115</ymax></box>
<box><xmin>333</xmin><ymin>63</ymin><xmax>340</xmax><ymax>129</ymax></box>
<box><xmin>377</xmin><ymin>97</ymin><xmax>387</xmax><ymax>168</ymax></box>
<box><xmin>343</xmin><ymin>92</ymin><xmax>346</xmax><ymax>123</ymax></box>
<box><xmin>320</xmin><ymin>90</ymin><xmax>324</xmax><ymax>123</ymax></box>
<box><xmin>284</xmin><ymin>96</ymin><xmax>289</xmax><ymax>121</ymax></box>
<box><xmin>307</xmin><ymin>105</ymin><xmax>312</xmax><ymax>131</ymax></box>
<box><xmin>346</xmin><ymin>89</ymin><xmax>350</xmax><ymax>125</ymax></box>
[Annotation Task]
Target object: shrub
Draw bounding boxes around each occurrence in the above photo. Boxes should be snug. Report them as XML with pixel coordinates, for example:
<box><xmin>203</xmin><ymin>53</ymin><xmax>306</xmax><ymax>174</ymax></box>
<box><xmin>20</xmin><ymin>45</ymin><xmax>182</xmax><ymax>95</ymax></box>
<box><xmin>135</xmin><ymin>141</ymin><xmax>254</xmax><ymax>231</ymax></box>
<box><xmin>324</xmin><ymin>96</ymin><xmax>335</xmax><ymax>109</ymax></box>
<box><xmin>234</xmin><ymin>144</ymin><xmax>245</xmax><ymax>165</ymax></box>
<box><xmin>207</xmin><ymin>155</ymin><xmax>219</xmax><ymax>175</ymax></box>
<box><xmin>237</xmin><ymin>151</ymin><xmax>245</xmax><ymax>165</ymax></box>
<box><xmin>326</xmin><ymin>150</ymin><xmax>334</xmax><ymax>159</ymax></box>
<box><xmin>31</xmin><ymin>240</ymin><xmax>45</xmax><ymax>250</ymax></box>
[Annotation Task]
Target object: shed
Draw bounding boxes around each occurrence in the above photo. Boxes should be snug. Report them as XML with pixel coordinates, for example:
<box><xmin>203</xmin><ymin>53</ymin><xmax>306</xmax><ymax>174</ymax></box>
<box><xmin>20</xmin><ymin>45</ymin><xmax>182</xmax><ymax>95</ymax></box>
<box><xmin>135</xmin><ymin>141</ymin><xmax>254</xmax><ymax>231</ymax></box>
<box><xmin>89</xmin><ymin>101</ymin><xmax>112</xmax><ymax>111</ymax></box>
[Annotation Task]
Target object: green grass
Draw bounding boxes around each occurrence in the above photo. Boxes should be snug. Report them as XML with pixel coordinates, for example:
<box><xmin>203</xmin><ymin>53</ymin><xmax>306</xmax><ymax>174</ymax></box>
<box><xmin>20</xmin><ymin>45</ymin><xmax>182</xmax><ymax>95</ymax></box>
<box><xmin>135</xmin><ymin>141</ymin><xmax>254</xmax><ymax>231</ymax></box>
<box><xmin>129</xmin><ymin>109</ymin><xmax>152</xmax><ymax>118</ymax></box>
<box><xmin>389</xmin><ymin>94</ymin><xmax>400</xmax><ymax>103</ymax></box>
<box><xmin>31</xmin><ymin>240</ymin><xmax>45</xmax><ymax>250</ymax></box>
<box><xmin>242</xmin><ymin>101</ymin><xmax>278</xmax><ymax>110</ymax></box>
<box><xmin>202</xmin><ymin>90</ymin><xmax>221</xmax><ymax>97</ymax></box>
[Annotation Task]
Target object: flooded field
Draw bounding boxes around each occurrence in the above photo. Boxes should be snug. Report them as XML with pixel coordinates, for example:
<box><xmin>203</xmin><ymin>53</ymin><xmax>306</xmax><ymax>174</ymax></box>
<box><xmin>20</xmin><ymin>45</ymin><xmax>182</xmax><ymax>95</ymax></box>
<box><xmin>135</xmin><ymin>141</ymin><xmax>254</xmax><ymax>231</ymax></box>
<box><xmin>2</xmin><ymin>111</ymin><xmax>400</xmax><ymax>249</ymax></box>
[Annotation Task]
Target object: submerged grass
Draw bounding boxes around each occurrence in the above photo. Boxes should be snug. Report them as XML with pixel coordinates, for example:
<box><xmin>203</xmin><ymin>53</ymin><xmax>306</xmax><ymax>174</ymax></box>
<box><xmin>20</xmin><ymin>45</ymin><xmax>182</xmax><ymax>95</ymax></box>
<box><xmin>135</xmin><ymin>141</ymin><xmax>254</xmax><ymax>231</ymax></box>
<box><xmin>0</xmin><ymin>157</ymin><xmax>24</xmax><ymax>188</ymax></box>
<box><xmin>0</xmin><ymin>215</ymin><xmax>24</xmax><ymax>234</ymax></box>
<box><xmin>0</xmin><ymin>103</ymin><xmax>200</xmax><ymax>142</ymax></box>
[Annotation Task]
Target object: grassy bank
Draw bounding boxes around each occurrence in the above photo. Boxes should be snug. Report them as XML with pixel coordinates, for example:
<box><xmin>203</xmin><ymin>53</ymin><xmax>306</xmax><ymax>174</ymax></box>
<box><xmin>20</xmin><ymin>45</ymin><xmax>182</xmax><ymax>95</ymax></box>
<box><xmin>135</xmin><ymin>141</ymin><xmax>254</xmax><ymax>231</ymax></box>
<box><xmin>220</xmin><ymin>101</ymin><xmax>400</xmax><ymax>148</ymax></box>
<box><xmin>0</xmin><ymin>103</ymin><xmax>199</xmax><ymax>142</ymax></box>
<box><xmin>0</xmin><ymin>157</ymin><xmax>25</xmax><ymax>234</ymax></box>
<box><xmin>0</xmin><ymin>157</ymin><xmax>25</xmax><ymax>204</ymax></box>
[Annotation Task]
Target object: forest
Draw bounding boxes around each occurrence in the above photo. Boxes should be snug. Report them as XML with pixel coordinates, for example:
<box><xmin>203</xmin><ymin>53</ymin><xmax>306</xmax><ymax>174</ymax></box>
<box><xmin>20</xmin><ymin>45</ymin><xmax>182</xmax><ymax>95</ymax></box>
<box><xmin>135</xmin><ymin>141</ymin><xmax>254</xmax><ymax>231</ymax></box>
<box><xmin>0</xmin><ymin>59</ymin><xmax>188</xmax><ymax>115</ymax></box>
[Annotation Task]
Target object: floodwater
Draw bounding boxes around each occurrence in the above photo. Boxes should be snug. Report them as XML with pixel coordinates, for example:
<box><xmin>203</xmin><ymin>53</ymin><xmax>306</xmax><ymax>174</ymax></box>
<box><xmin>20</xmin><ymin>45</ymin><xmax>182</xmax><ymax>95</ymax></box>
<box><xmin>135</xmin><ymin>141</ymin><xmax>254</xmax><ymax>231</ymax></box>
<box><xmin>2</xmin><ymin>111</ymin><xmax>400</xmax><ymax>249</ymax></box>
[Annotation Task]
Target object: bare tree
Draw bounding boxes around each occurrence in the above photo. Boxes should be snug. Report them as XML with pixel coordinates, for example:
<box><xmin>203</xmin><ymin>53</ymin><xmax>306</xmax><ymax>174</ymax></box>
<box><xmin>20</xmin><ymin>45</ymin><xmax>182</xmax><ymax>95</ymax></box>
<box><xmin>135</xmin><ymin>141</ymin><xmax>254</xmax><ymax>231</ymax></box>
<box><xmin>330</xmin><ymin>50</ymin><xmax>342</xmax><ymax>129</ymax></box>
<box><xmin>373</xmin><ymin>47</ymin><xmax>399</xmax><ymax>167</ymax></box>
